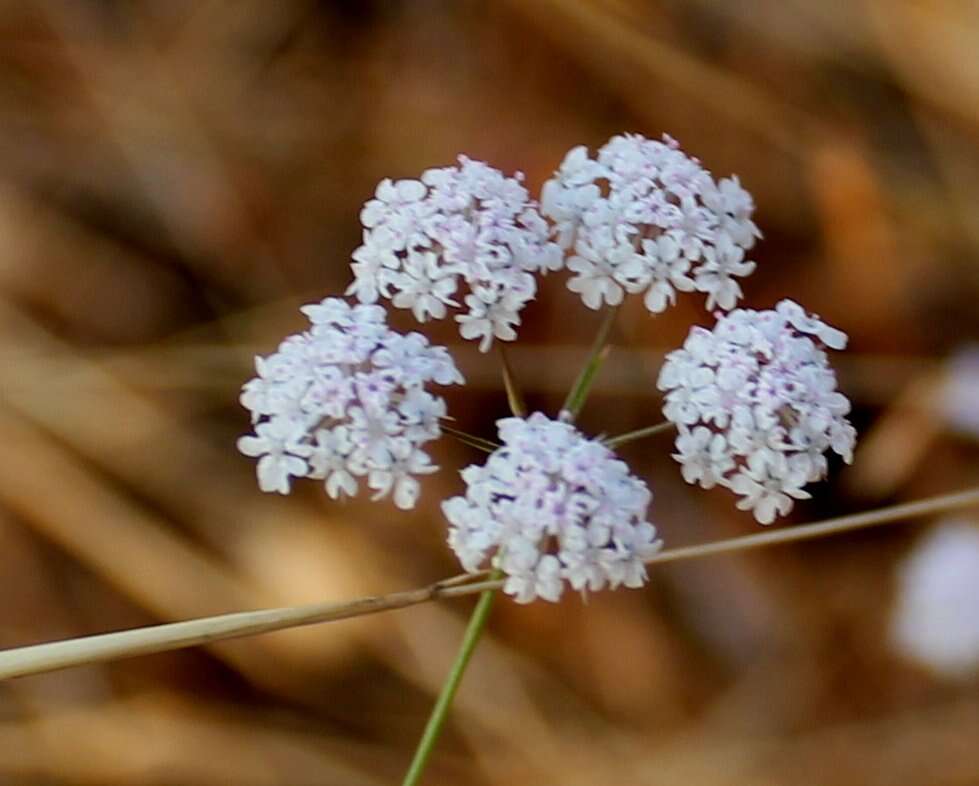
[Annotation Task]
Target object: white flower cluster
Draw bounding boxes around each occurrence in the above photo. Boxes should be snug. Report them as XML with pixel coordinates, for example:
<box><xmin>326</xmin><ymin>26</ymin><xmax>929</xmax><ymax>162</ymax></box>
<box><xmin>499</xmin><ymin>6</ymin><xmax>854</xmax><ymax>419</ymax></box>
<box><xmin>237</xmin><ymin>298</ymin><xmax>463</xmax><ymax>508</ymax></box>
<box><xmin>658</xmin><ymin>300</ymin><xmax>856</xmax><ymax>524</ymax></box>
<box><xmin>541</xmin><ymin>133</ymin><xmax>760</xmax><ymax>313</ymax></box>
<box><xmin>892</xmin><ymin>519</ymin><xmax>979</xmax><ymax>679</ymax></box>
<box><xmin>347</xmin><ymin>157</ymin><xmax>562</xmax><ymax>352</ymax></box>
<box><xmin>442</xmin><ymin>413</ymin><xmax>662</xmax><ymax>603</ymax></box>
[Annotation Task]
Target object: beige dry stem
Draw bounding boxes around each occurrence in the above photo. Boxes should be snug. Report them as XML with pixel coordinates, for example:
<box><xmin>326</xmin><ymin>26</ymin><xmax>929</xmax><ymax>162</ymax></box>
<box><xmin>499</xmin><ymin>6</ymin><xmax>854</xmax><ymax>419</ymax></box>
<box><xmin>0</xmin><ymin>487</ymin><xmax>977</xmax><ymax>681</ymax></box>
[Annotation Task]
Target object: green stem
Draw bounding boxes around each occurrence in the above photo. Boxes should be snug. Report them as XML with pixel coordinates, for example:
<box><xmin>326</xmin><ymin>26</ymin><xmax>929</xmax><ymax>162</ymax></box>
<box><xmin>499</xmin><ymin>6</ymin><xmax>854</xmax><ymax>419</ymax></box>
<box><xmin>561</xmin><ymin>305</ymin><xmax>620</xmax><ymax>421</ymax></box>
<box><xmin>603</xmin><ymin>420</ymin><xmax>674</xmax><ymax>449</ymax></box>
<box><xmin>402</xmin><ymin>336</ymin><xmax>525</xmax><ymax>784</ymax></box>
<box><xmin>401</xmin><ymin>569</ymin><xmax>503</xmax><ymax>786</ymax></box>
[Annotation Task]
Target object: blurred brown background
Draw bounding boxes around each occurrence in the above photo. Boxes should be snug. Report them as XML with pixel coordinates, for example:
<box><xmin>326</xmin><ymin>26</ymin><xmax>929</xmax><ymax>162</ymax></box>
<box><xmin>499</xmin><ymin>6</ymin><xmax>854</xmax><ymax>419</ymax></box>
<box><xmin>1</xmin><ymin>1</ymin><xmax>978</xmax><ymax>783</ymax></box>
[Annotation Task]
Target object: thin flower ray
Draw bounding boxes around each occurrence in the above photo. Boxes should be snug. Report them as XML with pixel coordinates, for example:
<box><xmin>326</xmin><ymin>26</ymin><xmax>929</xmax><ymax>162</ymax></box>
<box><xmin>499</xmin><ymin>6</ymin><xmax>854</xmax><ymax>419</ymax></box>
<box><xmin>561</xmin><ymin>304</ymin><xmax>620</xmax><ymax>420</ymax></box>
<box><xmin>603</xmin><ymin>420</ymin><xmax>675</xmax><ymax>448</ymax></box>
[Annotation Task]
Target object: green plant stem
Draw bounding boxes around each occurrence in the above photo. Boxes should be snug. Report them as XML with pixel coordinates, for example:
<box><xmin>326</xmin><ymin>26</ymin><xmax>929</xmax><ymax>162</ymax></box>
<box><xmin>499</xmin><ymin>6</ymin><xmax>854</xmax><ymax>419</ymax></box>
<box><xmin>561</xmin><ymin>305</ymin><xmax>620</xmax><ymax>420</ymax></box>
<box><xmin>405</xmin><ymin>305</ymin><xmax>622</xmax><ymax>785</ymax></box>
<box><xmin>603</xmin><ymin>421</ymin><xmax>674</xmax><ymax>449</ymax></box>
<box><xmin>401</xmin><ymin>569</ymin><xmax>503</xmax><ymax>786</ymax></box>
<box><xmin>402</xmin><ymin>341</ymin><xmax>526</xmax><ymax>783</ymax></box>
<box><xmin>497</xmin><ymin>343</ymin><xmax>527</xmax><ymax>417</ymax></box>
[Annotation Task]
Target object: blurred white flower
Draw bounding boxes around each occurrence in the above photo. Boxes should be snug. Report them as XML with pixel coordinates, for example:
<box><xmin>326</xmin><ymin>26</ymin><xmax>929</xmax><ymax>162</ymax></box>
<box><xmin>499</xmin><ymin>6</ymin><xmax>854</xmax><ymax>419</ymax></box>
<box><xmin>237</xmin><ymin>298</ymin><xmax>463</xmax><ymax>508</ymax></box>
<box><xmin>442</xmin><ymin>413</ymin><xmax>662</xmax><ymax>603</ymax></box>
<box><xmin>892</xmin><ymin>520</ymin><xmax>979</xmax><ymax>678</ymax></box>
<box><xmin>541</xmin><ymin>133</ymin><xmax>760</xmax><ymax>314</ymax></box>
<box><xmin>348</xmin><ymin>157</ymin><xmax>562</xmax><ymax>351</ymax></box>
<box><xmin>940</xmin><ymin>345</ymin><xmax>979</xmax><ymax>439</ymax></box>
<box><xmin>658</xmin><ymin>300</ymin><xmax>855</xmax><ymax>524</ymax></box>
